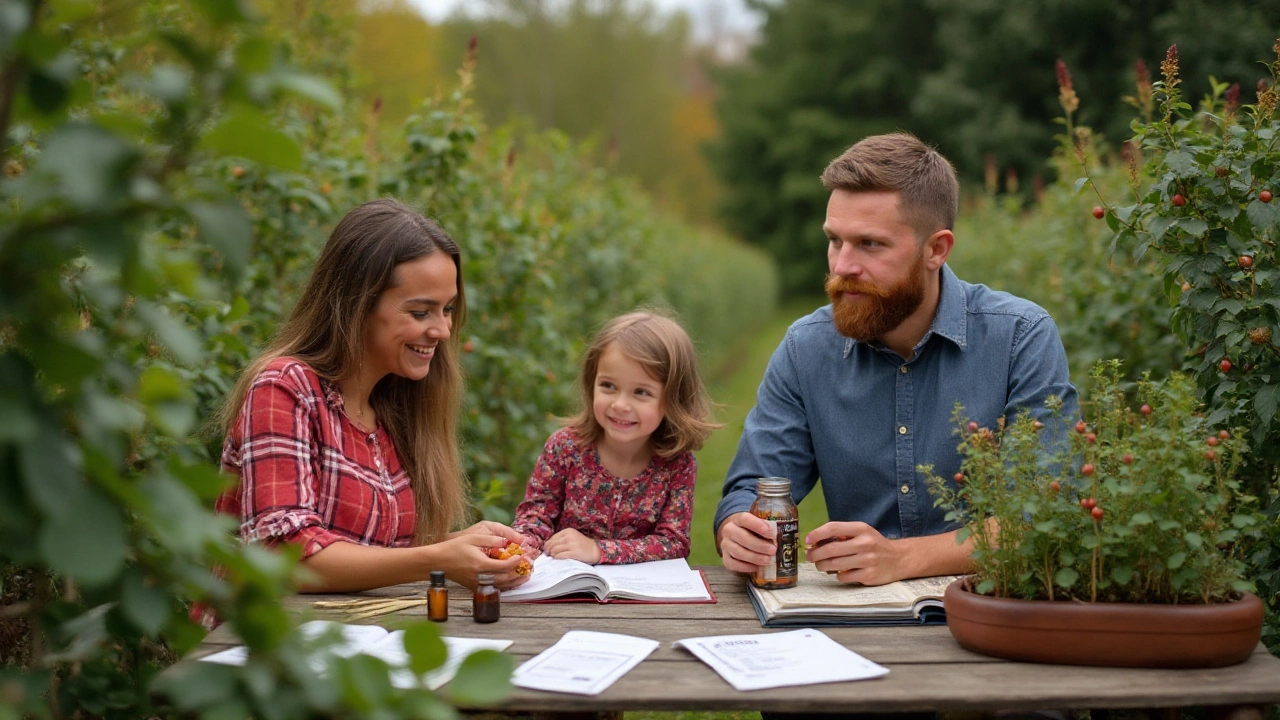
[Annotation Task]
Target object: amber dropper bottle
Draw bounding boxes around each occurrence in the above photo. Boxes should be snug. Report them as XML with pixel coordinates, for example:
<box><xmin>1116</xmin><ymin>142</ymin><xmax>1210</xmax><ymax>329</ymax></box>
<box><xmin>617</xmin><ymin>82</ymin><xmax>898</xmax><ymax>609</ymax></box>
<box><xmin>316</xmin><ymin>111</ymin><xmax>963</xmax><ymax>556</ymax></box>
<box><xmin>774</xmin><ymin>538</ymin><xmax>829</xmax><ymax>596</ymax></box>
<box><xmin>473</xmin><ymin>572</ymin><xmax>500</xmax><ymax>623</ymax></box>
<box><xmin>427</xmin><ymin>570</ymin><xmax>448</xmax><ymax>622</ymax></box>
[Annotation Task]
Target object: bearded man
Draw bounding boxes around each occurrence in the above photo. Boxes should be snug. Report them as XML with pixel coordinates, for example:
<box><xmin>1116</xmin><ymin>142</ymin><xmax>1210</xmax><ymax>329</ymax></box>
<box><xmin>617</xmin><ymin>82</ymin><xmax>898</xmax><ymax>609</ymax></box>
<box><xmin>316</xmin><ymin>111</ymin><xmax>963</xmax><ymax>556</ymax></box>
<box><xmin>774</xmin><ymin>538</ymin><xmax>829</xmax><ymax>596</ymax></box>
<box><xmin>715</xmin><ymin>132</ymin><xmax>1078</xmax><ymax>586</ymax></box>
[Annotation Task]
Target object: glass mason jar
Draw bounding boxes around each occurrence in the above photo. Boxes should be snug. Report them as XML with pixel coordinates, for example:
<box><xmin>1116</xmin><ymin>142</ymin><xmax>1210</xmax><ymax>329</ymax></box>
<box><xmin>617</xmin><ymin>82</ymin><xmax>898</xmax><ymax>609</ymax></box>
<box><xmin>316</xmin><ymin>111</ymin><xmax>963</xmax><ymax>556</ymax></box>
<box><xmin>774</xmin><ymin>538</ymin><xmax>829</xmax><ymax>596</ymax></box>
<box><xmin>749</xmin><ymin>477</ymin><xmax>799</xmax><ymax>589</ymax></box>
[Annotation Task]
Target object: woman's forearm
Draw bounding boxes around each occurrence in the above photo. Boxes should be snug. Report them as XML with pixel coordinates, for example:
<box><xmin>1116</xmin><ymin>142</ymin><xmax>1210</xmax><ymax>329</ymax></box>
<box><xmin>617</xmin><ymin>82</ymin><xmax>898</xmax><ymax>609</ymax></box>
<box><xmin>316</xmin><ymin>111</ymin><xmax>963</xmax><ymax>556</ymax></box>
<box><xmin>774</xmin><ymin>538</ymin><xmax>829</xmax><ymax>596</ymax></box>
<box><xmin>297</xmin><ymin>542</ymin><xmax>436</xmax><ymax>593</ymax></box>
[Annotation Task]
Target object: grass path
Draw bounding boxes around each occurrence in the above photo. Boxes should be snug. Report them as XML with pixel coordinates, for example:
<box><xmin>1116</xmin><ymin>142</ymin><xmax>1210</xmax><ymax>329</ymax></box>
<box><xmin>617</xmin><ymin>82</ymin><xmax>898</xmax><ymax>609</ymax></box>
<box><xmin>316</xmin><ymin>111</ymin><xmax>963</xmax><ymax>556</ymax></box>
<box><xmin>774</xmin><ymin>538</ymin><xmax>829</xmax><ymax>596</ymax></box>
<box><xmin>689</xmin><ymin>296</ymin><xmax>830</xmax><ymax>566</ymax></box>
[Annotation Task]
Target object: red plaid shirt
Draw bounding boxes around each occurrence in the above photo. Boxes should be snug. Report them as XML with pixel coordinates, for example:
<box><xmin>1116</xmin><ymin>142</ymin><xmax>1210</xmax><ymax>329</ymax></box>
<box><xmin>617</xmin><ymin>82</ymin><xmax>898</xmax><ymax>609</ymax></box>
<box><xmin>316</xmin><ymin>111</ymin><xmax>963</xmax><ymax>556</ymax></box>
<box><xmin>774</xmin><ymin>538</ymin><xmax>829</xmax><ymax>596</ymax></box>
<box><xmin>512</xmin><ymin>428</ymin><xmax>696</xmax><ymax>564</ymax></box>
<box><xmin>216</xmin><ymin>357</ymin><xmax>416</xmax><ymax>557</ymax></box>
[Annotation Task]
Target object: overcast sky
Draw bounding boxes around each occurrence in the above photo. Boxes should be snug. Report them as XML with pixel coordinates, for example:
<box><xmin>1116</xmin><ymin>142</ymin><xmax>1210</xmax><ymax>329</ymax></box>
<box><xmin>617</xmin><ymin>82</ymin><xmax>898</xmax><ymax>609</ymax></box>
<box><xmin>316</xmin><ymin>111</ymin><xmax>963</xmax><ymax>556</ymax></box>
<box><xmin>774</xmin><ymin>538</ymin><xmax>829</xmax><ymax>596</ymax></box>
<box><xmin>407</xmin><ymin>0</ymin><xmax>763</xmax><ymax>42</ymax></box>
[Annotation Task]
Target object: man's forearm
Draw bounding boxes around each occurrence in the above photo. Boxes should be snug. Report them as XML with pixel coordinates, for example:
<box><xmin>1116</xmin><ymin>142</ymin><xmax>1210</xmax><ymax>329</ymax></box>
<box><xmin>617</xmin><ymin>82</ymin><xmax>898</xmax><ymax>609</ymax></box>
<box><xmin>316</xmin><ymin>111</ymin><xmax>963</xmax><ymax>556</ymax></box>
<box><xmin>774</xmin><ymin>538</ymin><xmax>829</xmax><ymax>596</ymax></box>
<box><xmin>895</xmin><ymin>528</ymin><xmax>977</xmax><ymax>579</ymax></box>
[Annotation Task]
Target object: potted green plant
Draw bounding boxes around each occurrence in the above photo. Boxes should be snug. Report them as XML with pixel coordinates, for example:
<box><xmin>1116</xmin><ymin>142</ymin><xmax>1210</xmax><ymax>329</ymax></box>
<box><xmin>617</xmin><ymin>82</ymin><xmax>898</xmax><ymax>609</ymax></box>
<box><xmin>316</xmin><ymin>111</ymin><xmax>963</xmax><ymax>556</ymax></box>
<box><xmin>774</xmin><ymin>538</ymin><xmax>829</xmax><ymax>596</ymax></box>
<box><xmin>922</xmin><ymin>360</ymin><xmax>1265</xmax><ymax>668</ymax></box>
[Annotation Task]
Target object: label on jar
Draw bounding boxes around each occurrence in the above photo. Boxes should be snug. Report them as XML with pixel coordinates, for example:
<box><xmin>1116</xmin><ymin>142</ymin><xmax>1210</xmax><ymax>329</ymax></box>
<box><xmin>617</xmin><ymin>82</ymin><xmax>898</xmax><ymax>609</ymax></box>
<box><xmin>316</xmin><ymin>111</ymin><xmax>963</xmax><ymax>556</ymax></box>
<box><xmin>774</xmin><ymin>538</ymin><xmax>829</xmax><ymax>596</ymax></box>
<box><xmin>760</xmin><ymin>520</ymin><xmax>778</xmax><ymax>581</ymax></box>
<box><xmin>776</xmin><ymin>518</ymin><xmax>799</xmax><ymax>578</ymax></box>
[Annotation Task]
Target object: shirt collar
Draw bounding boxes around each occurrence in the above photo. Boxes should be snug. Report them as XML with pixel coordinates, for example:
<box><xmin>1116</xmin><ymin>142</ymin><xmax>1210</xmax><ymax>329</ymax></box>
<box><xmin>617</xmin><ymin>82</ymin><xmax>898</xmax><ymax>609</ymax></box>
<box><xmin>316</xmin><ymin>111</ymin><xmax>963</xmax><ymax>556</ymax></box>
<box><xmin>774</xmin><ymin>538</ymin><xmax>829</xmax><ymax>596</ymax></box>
<box><xmin>840</xmin><ymin>263</ymin><xmax>968</xmax><ymax>358</ymax></box>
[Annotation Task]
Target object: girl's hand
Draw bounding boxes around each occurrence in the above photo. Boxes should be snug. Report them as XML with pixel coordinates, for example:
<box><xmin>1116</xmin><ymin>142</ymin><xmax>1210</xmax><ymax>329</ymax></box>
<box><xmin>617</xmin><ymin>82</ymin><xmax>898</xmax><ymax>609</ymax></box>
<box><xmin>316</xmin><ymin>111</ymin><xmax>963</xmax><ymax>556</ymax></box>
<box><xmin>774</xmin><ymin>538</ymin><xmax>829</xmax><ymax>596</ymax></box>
<box><xmin>430</xmin><ymin>533</ymin><xmax>532</xmax><ymax>591</ymax></box>
<box><xmin>544</xmin><ymin>528</ymin><xmax>602</xmax><ymax>564</ymax></box>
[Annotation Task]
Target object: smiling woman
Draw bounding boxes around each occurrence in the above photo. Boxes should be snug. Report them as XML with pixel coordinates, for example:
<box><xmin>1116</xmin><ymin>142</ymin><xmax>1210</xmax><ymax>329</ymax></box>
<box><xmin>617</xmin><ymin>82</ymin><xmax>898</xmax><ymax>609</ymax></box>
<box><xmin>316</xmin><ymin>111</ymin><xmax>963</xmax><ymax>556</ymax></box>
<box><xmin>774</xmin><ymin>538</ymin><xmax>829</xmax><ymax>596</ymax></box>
<box><xmin>206</xmin><ymin>199</ymin><xmax>535</xmax><ymax>611</ymax></box>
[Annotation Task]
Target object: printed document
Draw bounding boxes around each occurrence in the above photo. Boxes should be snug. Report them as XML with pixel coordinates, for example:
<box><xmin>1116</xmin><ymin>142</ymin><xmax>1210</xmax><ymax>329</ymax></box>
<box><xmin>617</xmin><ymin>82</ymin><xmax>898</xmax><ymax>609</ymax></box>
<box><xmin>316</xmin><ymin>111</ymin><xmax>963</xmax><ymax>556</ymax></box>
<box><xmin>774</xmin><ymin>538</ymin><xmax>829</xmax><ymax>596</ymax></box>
<box><xmin>198</xmin><ymin>620</ymin><xmax>512</xmax><ymax>689</ymax></box>
<box><xmin>674</xmin><ymin>628</ymin><xmax>888</xmax><ymax>691</ymax></box>
<box><xmin>512</xmin><ymin>630</ymin><xmax>659</xmax><ymax>695</ymax></box>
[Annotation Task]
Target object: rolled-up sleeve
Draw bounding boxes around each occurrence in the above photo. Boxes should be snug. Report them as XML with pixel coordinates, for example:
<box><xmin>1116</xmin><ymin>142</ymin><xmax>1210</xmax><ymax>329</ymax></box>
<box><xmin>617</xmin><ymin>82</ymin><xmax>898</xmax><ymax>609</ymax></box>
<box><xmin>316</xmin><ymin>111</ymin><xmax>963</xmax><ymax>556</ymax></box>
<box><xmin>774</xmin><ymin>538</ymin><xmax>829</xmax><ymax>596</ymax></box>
<box><xmin>228</xmin><ymin>370</ymin><xmax>345</xmax><ymax>558</ymax></box>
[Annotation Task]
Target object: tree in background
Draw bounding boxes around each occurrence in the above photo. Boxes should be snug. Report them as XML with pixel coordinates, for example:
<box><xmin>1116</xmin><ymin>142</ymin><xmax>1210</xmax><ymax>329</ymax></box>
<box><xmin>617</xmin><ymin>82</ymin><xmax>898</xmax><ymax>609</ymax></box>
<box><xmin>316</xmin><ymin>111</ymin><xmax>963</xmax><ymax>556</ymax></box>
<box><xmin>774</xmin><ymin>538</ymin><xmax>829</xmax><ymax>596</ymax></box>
<box><xmin>713</xmin><ymin>0</ymin><xmax>1280</xmax><ymax>295</ymax></box>
<box><xmin>426</xmin><ymin>0</ymin><xmax>722</xmax><ymax>224</ymax></box>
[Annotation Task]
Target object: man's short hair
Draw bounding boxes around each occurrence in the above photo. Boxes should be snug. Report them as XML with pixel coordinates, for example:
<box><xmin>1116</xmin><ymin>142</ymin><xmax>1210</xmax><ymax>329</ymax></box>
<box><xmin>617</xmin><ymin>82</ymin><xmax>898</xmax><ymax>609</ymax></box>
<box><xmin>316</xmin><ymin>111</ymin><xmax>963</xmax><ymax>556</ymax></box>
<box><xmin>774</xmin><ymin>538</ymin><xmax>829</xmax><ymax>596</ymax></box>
<box><xmin>821</xmin><ymin>132</ymin><xmax>959</xmax><ymax>239</ymax></box>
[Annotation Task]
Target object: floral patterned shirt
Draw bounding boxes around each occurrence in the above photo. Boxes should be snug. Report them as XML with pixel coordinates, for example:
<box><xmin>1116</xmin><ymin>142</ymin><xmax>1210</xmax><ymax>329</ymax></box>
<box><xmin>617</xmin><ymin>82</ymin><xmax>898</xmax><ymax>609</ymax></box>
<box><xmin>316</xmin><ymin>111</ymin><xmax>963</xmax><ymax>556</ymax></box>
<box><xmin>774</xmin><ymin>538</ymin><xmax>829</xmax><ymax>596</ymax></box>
<box><xmin>512</xmin><ymin>427</ymin><xmax>697</xmax><ymax>564</ymax></box>
<box><xmin>216</xmin><ymin>357</ymin><xmax>416</xmax><ymax>557</ymax></box>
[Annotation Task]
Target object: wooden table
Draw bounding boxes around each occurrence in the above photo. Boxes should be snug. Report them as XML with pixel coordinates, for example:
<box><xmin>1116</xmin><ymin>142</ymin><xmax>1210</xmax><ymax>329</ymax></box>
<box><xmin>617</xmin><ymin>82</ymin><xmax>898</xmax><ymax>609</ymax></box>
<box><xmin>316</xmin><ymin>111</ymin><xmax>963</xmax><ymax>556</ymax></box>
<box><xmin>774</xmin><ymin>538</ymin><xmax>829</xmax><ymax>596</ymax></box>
<box><xmin>191</xmin><ymin>567</ymin><xmax>1280</xmax><ymax>716</ymax></box>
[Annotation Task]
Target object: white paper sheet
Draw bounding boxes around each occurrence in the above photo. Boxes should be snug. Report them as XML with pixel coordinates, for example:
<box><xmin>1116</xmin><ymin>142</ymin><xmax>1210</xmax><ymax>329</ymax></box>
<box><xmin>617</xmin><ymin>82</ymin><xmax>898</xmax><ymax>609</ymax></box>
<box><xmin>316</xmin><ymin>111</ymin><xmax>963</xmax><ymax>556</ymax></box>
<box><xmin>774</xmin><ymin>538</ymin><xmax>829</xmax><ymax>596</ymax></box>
<box><xmin>674</xmin><ymin>628</ymin><xmax>889</xmax><ymax>691</ymax></box>
<box><xmin>197</xmin><ymin>620</ymin><xmax>512</xmax><ymax>690</ymax></box>
<box><xmin>511</xmin><ymin>630</ymin><xmax>659</xmax><ymax>695</ymax></box>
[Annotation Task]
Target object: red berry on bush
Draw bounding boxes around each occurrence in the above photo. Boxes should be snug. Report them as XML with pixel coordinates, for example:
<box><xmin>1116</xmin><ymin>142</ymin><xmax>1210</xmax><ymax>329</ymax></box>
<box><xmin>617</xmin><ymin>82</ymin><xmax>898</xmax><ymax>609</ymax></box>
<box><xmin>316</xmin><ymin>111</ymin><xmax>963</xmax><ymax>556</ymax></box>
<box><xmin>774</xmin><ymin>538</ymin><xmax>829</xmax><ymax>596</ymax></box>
<box><xmin>1172</xmin><ymin>193</ymin><xmax>1186</xmax><ymax>207</ymax></box>
<box><xmin>1219</xmin><ymin>358</ymin><xmax>1233</xmax><ymax>372</ymax></box>
<box><xmin>1140</xmin><ymin>404</ymin><xmax>1153</xmax><ymax>416</ymax></box>
<box><xmin>1033</xmin><ymin>420</ymin><xmax>1044</xmax><ymax>430</ymax></box>
<box><xmin>1049</xmin><ymin>481</ymin><xmax>1061</xmax><ymax>492</ymax></box>
<box><xmin>1086</xmin><ymin>432</ymin><xmax>1096</xmax><ymax>444</ymax></box>
<box><xmin>1122</xmin><ymin>454</ymin><xmax>1133</xmax><ymax>464</ymax></box>
<box><xmin>1261</xmin><ymin>190</ymin><xmax>1273</xmax><ymax>203</ymax></box>
<box><xmin>1081</xmin><ymin>497</ymin><xmax>1097</xmax><ymax>509</ymax></box>
<box><xmin>1092</xmin><ymin>206</ymin><xmax>1105</xmax><ymax>219</ymax></box>
<box><xmin>1081</xmin><ymin>463</ymin><xmax>1095</xmax><ymax>476</ymax></box>
<box><xmin>967</xmin><ymin>421</ymin><xmax>979</xmax><ymax>433</ymax></box>
<box><xmin>1238</xmin><ymin>255</ymin><xmax>1253</xmax><ymax>269</ymax></box>
<box><xmin>1218</xmin><ymin>430</ymin><xmax>1230</xmax><ymax>440</ymax></box>
<box><xmin>1091</xmin><ymin>506</ymin><xmax>1104</xmax><ymax>520</ymax></box>
<box><xmin>1205</xmin><ymin>449</ymin><xmax>1218</xmax><ymax>462</ymax></box>
<box><xmin>1180</xmin><ymin>282</ymin><xmax>1191</xmax><ymax>293</ymax></box>
<box><xmin>1206</xmin><ymin>436</ymin><xmax>1219</xmax><ymax>447</ymax></box>
<box><xmin>953</xmin><ymin>472</ymin><xmax>965</xmax><ymax>484</ymax></box>
<box><xmin>463</xmin><ymin>340</ymin><xmax>474</xmax><ymax>353</ymax></box>
<box><xmin>1075</xmin><ymin>421</ymin><xmax>1088</xmax><ymax>434</ymax></box>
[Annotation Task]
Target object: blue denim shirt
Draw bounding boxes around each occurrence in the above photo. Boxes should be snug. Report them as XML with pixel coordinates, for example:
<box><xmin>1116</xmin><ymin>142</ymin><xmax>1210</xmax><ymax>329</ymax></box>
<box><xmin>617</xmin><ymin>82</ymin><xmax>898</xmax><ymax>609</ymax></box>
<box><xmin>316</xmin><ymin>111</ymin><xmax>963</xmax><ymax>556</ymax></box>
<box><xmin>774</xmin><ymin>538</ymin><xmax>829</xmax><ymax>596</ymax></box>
<box><xmin>715</xmin><ymin>265</ymin><xmax>1078</xmax><ymax>540</ymax></box>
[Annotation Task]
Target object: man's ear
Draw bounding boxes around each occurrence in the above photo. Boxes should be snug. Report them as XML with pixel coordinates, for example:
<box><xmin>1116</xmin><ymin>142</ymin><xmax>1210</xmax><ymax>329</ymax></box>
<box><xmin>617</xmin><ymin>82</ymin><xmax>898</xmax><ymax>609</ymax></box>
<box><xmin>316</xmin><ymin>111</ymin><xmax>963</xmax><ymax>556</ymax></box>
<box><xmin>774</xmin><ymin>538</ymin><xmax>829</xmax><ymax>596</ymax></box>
<box><xmin>924</xmin><ymin>229</ymin><xmax>954</xmax><ymax>270</ymax></box>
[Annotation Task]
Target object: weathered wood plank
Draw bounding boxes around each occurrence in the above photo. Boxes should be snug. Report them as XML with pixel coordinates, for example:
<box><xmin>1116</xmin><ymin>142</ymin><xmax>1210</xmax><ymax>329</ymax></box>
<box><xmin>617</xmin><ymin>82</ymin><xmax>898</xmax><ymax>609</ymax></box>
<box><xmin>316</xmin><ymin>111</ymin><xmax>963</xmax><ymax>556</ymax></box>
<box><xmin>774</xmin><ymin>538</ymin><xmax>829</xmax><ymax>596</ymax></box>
<box><xmin>187</xmin><ymin>564</ymin><xmax>1280</xmax><ymax>713</ymax></box>
<box><xmin>459</xmin><ymin>656</ymin><xmax>1280</xmax><ymax>713</ymax></box>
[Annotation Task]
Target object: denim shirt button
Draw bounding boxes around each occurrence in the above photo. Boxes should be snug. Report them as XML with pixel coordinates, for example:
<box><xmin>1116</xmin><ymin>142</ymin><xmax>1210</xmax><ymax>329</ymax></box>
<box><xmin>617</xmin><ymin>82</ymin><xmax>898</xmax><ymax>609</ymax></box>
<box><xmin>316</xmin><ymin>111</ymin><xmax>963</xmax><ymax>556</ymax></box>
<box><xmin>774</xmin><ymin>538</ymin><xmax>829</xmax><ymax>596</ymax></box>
<box><xmin>898</xmin><ymin>426</ymin><xmax>907</xmax><ymax>435</ymax></box>
<box><xmin>899</xmin><ymin>366</ymin><xmax>908</xmax><ymax>374</ymax></box>
<box><xmin>900</xmin><ymin>485</ymin><xmax>910</xmax><ymax>494</ymax></box>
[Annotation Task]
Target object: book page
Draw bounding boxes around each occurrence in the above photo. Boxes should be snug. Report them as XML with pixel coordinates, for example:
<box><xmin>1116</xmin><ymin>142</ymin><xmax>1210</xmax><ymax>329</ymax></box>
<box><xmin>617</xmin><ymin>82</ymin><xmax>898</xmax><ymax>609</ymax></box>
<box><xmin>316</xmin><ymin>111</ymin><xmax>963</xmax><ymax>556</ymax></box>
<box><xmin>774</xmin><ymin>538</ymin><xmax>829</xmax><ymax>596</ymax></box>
<box><xmin>502</xmin><ymin>555</ymin><xmax>606</xmax><ymax>601</ymax></box>
<box><xmin>512</xmin><ymin>631</ymin><xmax>659</xmax><ymax>695</ymax></box>
<box><xmin>758</xmin><ymin>564</ymin><xmax>918</xmax><ymax>612</ymax></box>
<box><xmin>594</xmin><ymin>558</ymin><xmax>712</xmax><ymax>601</ymax></box>
<box><xmin>896</xmin><ymin>575</ymin><xmax>959</xmax><ymax>601</ymax></box>
<box><xmin>675</xmin><ymin>629</ymin><xmax>889</xmax><ymax>691</ymax></box>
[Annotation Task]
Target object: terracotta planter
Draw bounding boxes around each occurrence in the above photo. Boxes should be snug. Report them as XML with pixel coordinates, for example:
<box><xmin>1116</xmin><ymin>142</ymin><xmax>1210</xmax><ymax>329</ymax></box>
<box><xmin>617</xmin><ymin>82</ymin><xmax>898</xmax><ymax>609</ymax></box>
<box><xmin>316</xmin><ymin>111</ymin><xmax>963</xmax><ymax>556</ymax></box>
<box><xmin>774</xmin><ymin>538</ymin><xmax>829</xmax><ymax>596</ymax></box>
<box><xmin>944</xmin><ymin>579</ymin><xmax>1263</xmax><ymax>668</ymax></box>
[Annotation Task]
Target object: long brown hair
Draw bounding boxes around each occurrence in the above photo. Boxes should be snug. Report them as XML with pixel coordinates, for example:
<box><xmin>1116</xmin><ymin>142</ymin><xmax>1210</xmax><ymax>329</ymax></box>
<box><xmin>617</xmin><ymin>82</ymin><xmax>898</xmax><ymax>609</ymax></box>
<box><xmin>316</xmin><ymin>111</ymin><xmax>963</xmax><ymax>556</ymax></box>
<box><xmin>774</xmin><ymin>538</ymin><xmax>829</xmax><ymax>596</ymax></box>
<box><xmin>219</xmin><ymin>198</ymin><xmax>468</xmax><ymax>543</ymax></box>
<box><xmin>567</xmin><ymin>310</ymin><xmax>720</xmax><ymax>457</ymax></box>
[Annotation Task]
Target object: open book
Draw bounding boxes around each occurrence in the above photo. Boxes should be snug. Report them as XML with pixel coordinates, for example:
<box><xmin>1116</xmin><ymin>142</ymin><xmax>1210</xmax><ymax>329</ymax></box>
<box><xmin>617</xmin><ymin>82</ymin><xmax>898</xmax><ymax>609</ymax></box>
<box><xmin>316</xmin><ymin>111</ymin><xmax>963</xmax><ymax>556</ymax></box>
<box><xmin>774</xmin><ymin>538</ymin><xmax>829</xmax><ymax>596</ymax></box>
<box><xmin>502</xmin><ymin>556</ymin><xmax>715</xmax><ymax>603</ymax></box>
<box><xmin>747</xmin><ymin>563</ymin><xmax>960</xmax><ymax>626</ymax></box>
<box><xmin>198</xmin><ymin>620</ymin><xmax>512</xmax><ymax>690</ymax></box>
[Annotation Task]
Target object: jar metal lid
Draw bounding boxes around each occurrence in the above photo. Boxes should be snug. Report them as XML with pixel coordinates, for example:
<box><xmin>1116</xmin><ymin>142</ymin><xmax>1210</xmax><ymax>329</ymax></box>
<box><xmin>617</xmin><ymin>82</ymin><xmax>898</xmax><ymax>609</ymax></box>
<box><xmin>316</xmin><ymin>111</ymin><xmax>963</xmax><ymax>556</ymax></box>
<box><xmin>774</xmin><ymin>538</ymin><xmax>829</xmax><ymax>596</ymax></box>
<box><xmin>476</xmin><ymin>572</ymin><xmax>496</xmax><ymax>584</ymax></box>
<box><xmin>429</xmin><ymin>570</ymin><xmax>446</xmax><ymax>585</ymax></box>
<box><xmin>756</xmin><ymin>477</ymin><xmax>791</xmax><ymax>493</ymax></box>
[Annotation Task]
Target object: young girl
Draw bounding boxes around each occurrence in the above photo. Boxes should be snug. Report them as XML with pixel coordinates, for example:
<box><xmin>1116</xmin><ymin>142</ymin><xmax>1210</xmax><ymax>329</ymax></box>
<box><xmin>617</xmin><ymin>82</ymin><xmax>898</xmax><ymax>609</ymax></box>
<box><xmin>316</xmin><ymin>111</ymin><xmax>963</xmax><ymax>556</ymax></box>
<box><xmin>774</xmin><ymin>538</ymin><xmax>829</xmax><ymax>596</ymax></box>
<box><xmin>512</xmin><ymin>311</ymin><xmax>719</xmax><ymax>564</ymax></box>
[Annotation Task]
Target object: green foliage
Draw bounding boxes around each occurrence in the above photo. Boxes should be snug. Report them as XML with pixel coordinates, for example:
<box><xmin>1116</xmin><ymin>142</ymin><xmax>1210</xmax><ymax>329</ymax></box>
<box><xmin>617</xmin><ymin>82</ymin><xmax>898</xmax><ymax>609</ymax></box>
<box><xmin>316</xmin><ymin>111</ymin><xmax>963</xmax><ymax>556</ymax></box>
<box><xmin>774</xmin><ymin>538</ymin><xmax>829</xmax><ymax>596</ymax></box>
<box><xmin>924</xmin><ymin>361</ymin><xmax>1262</xmax><ymax>604</ymax></box>
<box><xmin>1</xmin><ymin>0</ymin><xmax>776</xmax><ymax>717</ymax></box>
<box><xmin>1092</xmin><ymin>41</ymin><xmax>1280</xmax><ymax>644</ymax></box>
<box><xmin>712</xmin><ymin>0</ymin><xmax>1280</xmax><ymax>295</ymax></box>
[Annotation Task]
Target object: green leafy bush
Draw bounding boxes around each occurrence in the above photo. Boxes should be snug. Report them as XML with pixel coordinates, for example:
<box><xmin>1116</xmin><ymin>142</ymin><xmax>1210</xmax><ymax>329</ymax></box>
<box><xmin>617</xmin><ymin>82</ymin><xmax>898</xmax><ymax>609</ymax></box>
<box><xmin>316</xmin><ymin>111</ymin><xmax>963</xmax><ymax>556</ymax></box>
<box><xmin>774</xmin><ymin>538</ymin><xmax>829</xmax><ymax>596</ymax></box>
<box><xmin>1</xmin><ymin>1</ymin><xmax>776</xmax><ymax>717</ymax></box>
<box><xmin>924</xmin><ymin>361</ymin><xmax>1262</xmax><ymax>604</ymax></box>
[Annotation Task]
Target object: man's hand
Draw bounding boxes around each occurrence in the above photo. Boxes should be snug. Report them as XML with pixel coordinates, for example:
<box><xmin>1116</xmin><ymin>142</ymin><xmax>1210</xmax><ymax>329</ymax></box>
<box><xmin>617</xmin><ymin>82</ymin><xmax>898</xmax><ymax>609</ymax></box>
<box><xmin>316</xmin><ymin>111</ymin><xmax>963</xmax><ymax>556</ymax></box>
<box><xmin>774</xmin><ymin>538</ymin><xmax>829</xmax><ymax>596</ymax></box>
<box><xmin>716</xmin><ymin>511</ymin><xmax>778</xmax><ymax>574</ymax></box>
<box><xmin>544</xmin><ymin>528</ymin><xmax>602</xmax><ymax>564</ymax></box>
<box><xmin>804</xmin><ymin>521</ymin><xmax>909</xmax><ymax>586</ymax></box>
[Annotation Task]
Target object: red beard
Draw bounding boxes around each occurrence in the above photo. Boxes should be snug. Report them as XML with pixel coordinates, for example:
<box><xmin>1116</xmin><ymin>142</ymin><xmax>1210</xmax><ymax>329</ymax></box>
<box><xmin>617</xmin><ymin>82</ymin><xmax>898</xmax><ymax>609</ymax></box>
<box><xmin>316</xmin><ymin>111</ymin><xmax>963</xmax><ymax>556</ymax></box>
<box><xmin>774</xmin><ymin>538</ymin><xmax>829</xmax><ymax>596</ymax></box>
<box><xmin>826</xmin><ymin>252</ymin><xmax>927</xmax><ymax>342</ymax></box>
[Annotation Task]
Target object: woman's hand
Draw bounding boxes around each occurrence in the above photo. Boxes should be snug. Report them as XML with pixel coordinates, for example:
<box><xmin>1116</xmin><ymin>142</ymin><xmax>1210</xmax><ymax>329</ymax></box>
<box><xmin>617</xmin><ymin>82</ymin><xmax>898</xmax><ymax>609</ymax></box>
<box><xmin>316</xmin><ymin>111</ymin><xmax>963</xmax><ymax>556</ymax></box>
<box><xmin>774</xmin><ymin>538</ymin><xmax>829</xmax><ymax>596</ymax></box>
<box><xmin>429</xmin><ymin>532</ymin><xmax>533</xmax><ymax>591</ymax></box>
<box><xmin>450</xmin><ymin>520</ymin><xmax>541</xmax><ymax>560</ymax></box>
<box><xmin>544</xmin><ymin>528</ymin><xmax>602</xmax><ymax>564</ymax></box>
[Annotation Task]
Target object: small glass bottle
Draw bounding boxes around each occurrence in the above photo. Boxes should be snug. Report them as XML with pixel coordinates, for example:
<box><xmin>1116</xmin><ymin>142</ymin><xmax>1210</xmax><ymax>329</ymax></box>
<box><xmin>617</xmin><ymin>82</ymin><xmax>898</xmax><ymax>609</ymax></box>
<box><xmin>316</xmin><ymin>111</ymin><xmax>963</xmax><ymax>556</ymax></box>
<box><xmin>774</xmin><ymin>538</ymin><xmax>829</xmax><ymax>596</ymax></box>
<box><xmin>750</xmin><ymin>477</ymin><xmax>799</xmax><ymax>589</ymax></box>
<box><xmin>427</xmin><ymin>570</ymin><xmax>448</xmax><ymax>622</ymax></box>
<box><xmin>473</xmin><ymin>572</ymin><xmax>500</xmax><ymax>623</ymax></box>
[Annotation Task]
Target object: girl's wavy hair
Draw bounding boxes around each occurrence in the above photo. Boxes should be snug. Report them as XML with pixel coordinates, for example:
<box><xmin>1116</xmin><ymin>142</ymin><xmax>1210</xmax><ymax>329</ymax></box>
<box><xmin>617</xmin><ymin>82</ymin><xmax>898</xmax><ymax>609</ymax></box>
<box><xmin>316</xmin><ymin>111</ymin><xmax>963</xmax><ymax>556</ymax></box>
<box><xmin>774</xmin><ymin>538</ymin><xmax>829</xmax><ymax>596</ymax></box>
<box><xmin>567</xmin><ymin>310</ymin><xmax>720</xmax><ymax>457</ymax></box>
<box><xmin>218</xmin><ymin>198</ymin><xmax>469</xmax><ymax>543</ymax></box>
